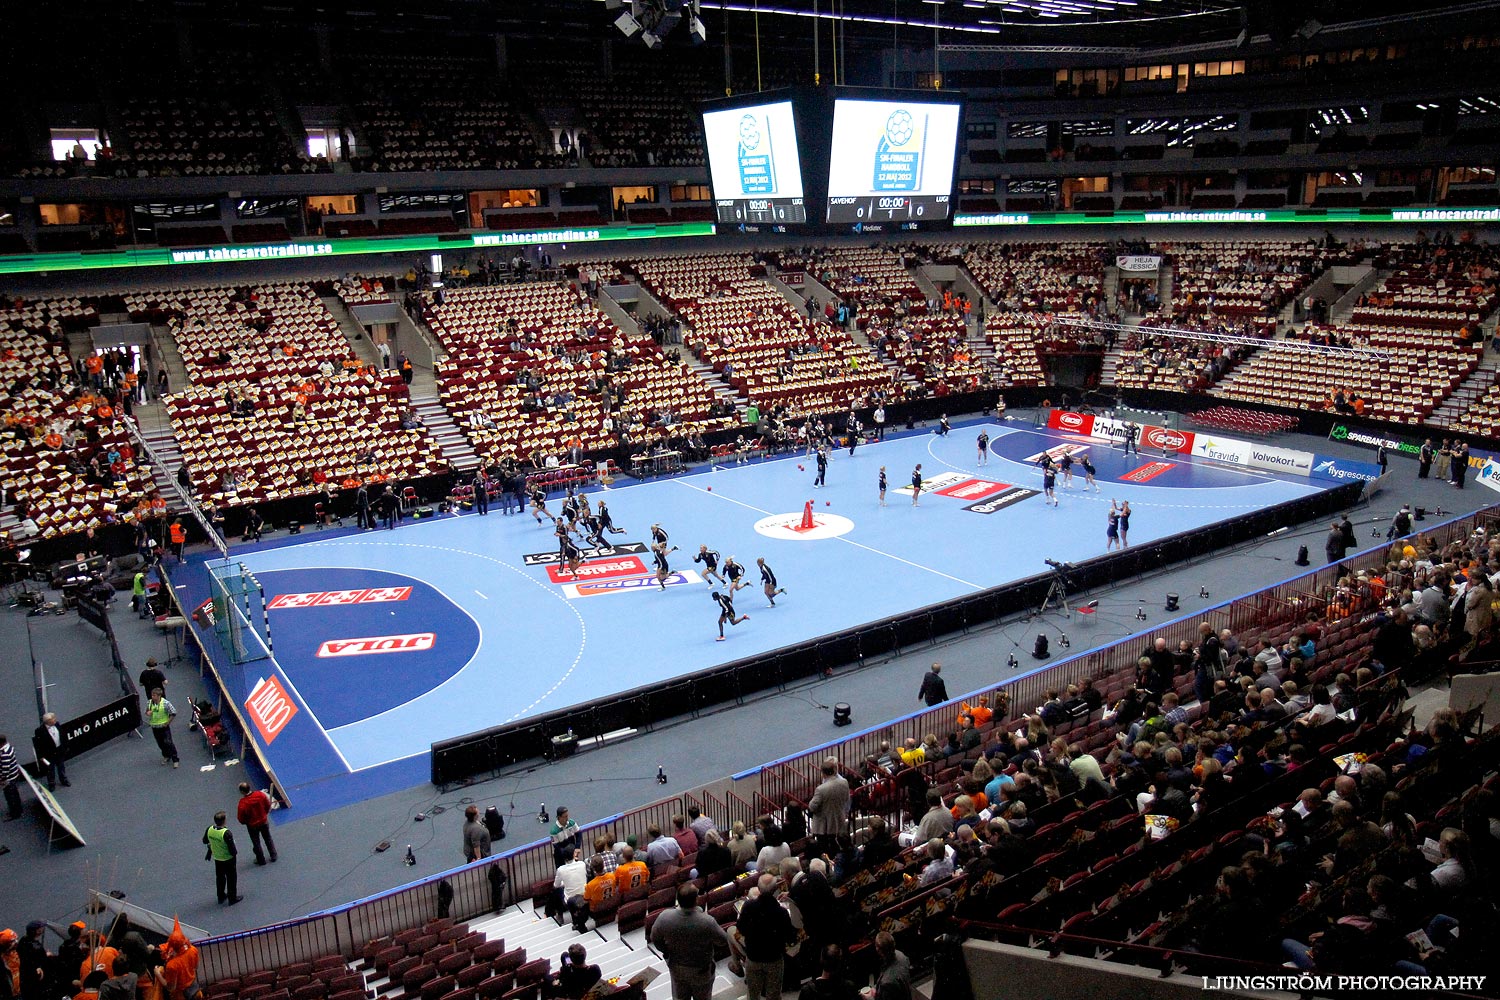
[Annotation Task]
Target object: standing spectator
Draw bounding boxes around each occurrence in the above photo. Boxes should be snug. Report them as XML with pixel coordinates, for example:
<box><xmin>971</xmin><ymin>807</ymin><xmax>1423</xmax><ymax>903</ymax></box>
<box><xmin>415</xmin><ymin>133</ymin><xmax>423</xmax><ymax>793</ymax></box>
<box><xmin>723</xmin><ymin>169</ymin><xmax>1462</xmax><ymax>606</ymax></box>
<box><xmin>1418</xmin><ymin>439</ymin><xmax>1433</xmax><ymax>479</ymax></box>
<box><xmin>917</xmin><ymin>663</ymin><xmax>948</xmax><ymax>706</ymax></box>
<box><xmin>649</xmin><ymin>885</ymin><xmax>727</xmax><ymax>1000</ymax></box>
<box><xmin>0</xmin><ymin>735</ymin><xmax>22</xmax><ymax>820</ymax></box>
<box><xmin>807</xmin><ymin>757</ymin><xmax>850</xmax><ymax>851</ymax></box>
<box><xmin>31</xmin><ymin>714</ymin><xmax>68</xmax><ymax>790</ymax></box>
<box><xmin>145</xmin><ymin>689</ymin><xmax>180</xmax><ymax>768</ymax></box>
<box><xmin>1453</xmin><ymin>442</ymin><xmax>1470</xmax><ymax>489</ymax></box>
<box><xmin>550</xmin><ymin>806</ymin><xmax>581</xmax><ymax>865</ymax></box>
<box><xmin>236</xmin><ymin>782</ymin><xmax>278</xmax><ymax>866</ymax></box>
<box><xmin>160</xmin><ymin>921</ymin><xmax>200</xmax><ymax>1000</ymax></box>
<box><xmin>138</xmin><ymin>660</ymin><xmax>166</xmax><ymax>699</ymax></box>
<box><xmin>1325</xmin><ymin>522</ymin><xmax>1348</xmax><ymax>565</ymax></box>
<box><xmin>737</xmin><ymin>873</ymin><xmax>797</xmax><ymax>999</ymax></box>
<box><xmin>203</xmin><ymin>811</ymin><xmax>241</xmax><ymax>905</ymax></box>
<box><xmin>866</xmin><ymin>931</ymin><xmax>912</xmax><ymax>1000</ymax></box>
<box><xmin>461</xmin><ymin>804</ymin><xmax>492</xmax><ymax>864</ymax></box>
<box><xmin>16</xmin><ymin>923</ymin><xmax>47</xmax><ymax>1000</ymax></box>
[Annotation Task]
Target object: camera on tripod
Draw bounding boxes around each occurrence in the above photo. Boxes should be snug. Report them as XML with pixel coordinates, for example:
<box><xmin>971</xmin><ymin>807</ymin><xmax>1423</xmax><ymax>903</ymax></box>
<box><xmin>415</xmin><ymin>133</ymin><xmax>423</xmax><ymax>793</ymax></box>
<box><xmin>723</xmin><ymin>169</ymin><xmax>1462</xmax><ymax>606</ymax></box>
<box><xmin>1044</xmin><ymin>559</ymin><xmax>1073</xmax><ymax>572</ymax></box>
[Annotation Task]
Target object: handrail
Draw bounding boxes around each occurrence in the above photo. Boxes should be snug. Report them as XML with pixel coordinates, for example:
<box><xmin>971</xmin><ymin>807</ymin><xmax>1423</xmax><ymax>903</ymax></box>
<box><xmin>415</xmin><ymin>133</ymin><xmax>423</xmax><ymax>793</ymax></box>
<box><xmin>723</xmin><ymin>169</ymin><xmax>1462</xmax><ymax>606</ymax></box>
<box><xmin>126</xmin><ymin>417</ymin><xmax>228</xmax><ymax>559</ymax></box>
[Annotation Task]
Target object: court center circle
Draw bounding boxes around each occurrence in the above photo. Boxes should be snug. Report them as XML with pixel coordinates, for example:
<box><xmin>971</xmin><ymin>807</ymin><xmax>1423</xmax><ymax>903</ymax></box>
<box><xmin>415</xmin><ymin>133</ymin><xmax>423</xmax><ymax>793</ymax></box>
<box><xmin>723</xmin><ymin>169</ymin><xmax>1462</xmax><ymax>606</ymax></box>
<box><xmin>754</xmin><ymin>511</ymin><xmax>856</xmax><ymax>540</ymax></box>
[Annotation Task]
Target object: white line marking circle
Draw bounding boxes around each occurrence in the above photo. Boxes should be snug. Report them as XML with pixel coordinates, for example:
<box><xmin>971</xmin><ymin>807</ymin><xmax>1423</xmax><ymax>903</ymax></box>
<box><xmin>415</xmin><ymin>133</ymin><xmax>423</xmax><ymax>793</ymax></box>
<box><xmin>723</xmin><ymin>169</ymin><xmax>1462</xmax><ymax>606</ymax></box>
<box><xmin>753</xmin><ymin>511</ymin><xmax>856</xmax><ymax>540</ymax></box>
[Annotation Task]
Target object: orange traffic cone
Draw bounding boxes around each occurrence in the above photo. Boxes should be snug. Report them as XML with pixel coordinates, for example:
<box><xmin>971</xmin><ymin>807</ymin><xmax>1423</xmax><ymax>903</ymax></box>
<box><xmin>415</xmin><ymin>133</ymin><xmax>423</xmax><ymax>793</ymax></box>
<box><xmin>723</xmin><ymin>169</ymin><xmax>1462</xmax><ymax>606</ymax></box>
<box><xmin>798</xmin><ymin>499</ymin><xmax>816</xmax><ymax>531</ymax></box>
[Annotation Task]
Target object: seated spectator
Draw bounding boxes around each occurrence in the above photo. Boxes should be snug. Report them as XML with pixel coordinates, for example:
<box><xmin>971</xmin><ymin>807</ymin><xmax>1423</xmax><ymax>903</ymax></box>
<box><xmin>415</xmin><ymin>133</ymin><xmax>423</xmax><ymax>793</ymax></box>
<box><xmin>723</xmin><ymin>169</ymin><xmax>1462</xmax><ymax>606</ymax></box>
<box><xmin>918</xmin><ymin>837</ymin><xmax>955</xmax><ymax>885</ymax></box>
<box><xmin>546</xmin><ymin>943</ymin><xmax>601</xmax><ymax>999</ymax></box>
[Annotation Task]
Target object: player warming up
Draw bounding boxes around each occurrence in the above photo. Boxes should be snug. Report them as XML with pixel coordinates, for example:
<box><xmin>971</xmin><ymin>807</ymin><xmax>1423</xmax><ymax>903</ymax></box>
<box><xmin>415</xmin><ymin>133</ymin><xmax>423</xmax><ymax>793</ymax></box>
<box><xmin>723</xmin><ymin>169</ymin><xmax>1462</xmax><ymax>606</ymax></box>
<box><xmin>652</xmin><ymin>542</ymin><xmax>672</xmax><ymax>590</ymax></box>
<box><xmin>597</xmin><ymin>500</ymin><xmax>626</xmax><ymax>535</ymax></box>
<box><xmin>712</xmin><ymin>590</ymin><xmax>749</xmax><ymax>641</ymax></box>
<box><xmin>911</xmin><ymin>464</ymin><xmax>924</xmax><ymax>507</ymax></box>
<box><xmin>757</xmin><ymin>558</ymin><xmax>785</xmax><ymax>606</ymax></box>
<box><xmin>976</xmin><ymin>430</ymin><xmax>990</xmax><ymax>466</ymax></box>
<box><xmin>723</xmin><ymin>556</ymin><xmax>748</xmax><ymax>593</ymax></box>
<box><xmin>693</xmin><ymin>545</ymin><xmax>726</xmax><ymax>585</ymax></box>
<box><xmin>1106</xmin><ymin>501</ymin><xmax>1121</xmax><ymax>551</ymax></box>
<box><xmin>560</xmin><ymin>534</ymin><xmax>584</xmax><ymax>578</ymax></box>
<box><xmin>1059</xmin><ymin>452</ymin><xmax>1075</xmax><ymax>489</ymax></box>
<box><xmin>814</xmin><ymin>447</ymin><xmax>828</xmax><ymax>488</ymax></box>
<box><xmin>530</xmin><ymin>484</ymin><xmax>549</xmax><ymax>526</ymax></box>
<box><xmin>1080</xmin><ymin>453</ymin><xmax>1100</xmax><ymax>492</ymax></box>
<box><xmin>1119</xmin><ymin>500</ymin><xmax>1132</xmax><ymax>546</ymax></box>
<box><xmin>1042</xmin><ymin>461</ymin><xmax>1059</xmax><ymax>507</ymax></box>
<box><xmin>878</xmin><ymin>466</ymin><xmax>888</xmax><ymax>507</ymax></box>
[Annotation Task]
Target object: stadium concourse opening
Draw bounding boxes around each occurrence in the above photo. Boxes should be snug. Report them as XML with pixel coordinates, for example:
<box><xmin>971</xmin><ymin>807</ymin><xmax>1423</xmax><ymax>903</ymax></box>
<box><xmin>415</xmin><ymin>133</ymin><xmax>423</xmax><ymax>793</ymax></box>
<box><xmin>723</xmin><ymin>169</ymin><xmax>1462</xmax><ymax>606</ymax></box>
<box><xmin>177</xmin><ymin>415</ymin><xmax>1365</xmax><ymax>815</ymax></box>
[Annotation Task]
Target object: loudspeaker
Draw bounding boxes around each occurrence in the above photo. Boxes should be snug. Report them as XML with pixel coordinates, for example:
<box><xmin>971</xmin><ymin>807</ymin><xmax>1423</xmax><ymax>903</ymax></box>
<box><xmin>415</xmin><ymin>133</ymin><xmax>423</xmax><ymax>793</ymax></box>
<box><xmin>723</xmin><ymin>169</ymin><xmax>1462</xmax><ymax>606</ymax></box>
<box><xmin>287</xmin><ymin>520</ymin><xmax>301</xmax><ymax>535</ymax></box>
<box><xmin>833</xmin><ymin>703</ymin><xmax>852</xmax><ymax>726</ymax></box>
<box><xmin>1414</xmin><ymin>506</ymin><xmax>1427</xmax><ymax>521</ymax></box>
<box><xmin>1165</xmin><ymin>593</ymin><xmax>1179</xmax><ymax>612</ymax></box>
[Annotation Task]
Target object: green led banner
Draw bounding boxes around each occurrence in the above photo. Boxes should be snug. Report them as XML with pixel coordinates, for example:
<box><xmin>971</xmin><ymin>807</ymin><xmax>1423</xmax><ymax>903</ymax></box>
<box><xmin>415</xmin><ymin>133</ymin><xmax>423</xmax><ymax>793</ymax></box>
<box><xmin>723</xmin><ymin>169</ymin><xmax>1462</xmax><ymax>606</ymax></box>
<box><xmin>0</xmin><ymin>221</ymin><xmax>718</xmax><ymax>276</ymax></box>
<box><xmin>953</xmin><ymin>207</ymin><xmax>1500</xmax><ymax>228</ymax></box>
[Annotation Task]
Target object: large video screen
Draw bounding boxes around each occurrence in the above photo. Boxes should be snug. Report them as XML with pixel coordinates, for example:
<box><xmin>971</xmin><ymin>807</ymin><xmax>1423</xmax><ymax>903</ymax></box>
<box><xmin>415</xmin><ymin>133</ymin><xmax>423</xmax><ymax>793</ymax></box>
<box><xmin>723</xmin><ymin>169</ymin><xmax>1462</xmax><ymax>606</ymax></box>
<box><xmin>702</xmin><ymin>101</ymin><xmax>807</xmax><ymax>225</ymax></box>
<box><xmin>825</xmin><ymin>98</ymin><xmax>961</xmax><ymax>224</ymax></box>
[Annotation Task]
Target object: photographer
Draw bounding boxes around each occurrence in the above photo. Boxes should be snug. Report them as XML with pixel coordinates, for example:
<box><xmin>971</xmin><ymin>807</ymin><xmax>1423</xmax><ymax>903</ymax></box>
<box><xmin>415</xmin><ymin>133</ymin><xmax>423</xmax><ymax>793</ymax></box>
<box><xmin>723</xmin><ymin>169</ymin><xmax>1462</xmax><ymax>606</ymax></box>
<box><xmin>545</xmin><ymin>944</ymin><xmax>600</xmax><ymax>1000</ymax></box>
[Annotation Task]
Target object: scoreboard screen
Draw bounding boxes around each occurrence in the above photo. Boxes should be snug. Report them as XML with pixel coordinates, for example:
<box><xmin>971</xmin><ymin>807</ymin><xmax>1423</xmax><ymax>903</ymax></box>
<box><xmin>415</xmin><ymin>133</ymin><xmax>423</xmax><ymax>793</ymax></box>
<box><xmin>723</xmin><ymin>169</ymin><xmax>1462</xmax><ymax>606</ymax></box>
<box><xmin>702</xmin><ymin>100</ymin><xmax>807</xmax><ymax>225</ymax></box>
<box><xmin>825</xmin><ymin>98</ymin><xmax>962</xmax><ymax>225</ymax></box>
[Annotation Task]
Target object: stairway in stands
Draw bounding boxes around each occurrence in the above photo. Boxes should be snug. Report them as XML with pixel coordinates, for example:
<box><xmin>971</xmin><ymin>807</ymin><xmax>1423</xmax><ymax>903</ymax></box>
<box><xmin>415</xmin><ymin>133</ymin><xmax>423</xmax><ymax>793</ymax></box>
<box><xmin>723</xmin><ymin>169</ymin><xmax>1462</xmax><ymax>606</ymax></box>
<box><xmin>138</xmin><ymin>424</ymin><xmax>186</xmax><ymax>499</ymax></box>
<box><xmin>410</xmin><ymin>391</ymin><xmax>482</xmax><ymax>473</ymax></box>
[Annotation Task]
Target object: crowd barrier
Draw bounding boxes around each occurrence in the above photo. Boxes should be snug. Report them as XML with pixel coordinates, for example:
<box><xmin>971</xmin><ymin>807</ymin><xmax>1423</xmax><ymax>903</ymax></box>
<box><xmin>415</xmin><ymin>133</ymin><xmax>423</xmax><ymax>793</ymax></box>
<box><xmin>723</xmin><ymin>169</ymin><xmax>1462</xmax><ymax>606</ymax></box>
<box><xmin>192</xmin><ymin>502</ymin><xmax>1498</xmax><ymax>978</ymax></box>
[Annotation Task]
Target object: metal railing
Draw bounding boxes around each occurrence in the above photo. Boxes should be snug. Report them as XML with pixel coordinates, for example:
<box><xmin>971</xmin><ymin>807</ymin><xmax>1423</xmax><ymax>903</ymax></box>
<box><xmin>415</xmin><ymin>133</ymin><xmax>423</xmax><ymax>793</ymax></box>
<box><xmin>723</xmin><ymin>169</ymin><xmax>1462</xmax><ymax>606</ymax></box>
<box><xmin>192</xmin><ymin>503</ymin><xmax>1500</xmax><ymax>981</ymax></box>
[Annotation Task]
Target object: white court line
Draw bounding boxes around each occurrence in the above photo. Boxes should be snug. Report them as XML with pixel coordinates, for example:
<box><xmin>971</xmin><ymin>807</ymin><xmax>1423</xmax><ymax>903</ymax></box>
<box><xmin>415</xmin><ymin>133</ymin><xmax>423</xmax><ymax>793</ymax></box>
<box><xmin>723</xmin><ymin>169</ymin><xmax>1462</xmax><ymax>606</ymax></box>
<box><xmin>474</xmin><ymin>589</ymin><xmax>489</xmax><ymax>599</ymax></box>
<box><xmin>672</xmin><ymin>478</ymin><xmax>984</xmax><ymax>592</ymax></box>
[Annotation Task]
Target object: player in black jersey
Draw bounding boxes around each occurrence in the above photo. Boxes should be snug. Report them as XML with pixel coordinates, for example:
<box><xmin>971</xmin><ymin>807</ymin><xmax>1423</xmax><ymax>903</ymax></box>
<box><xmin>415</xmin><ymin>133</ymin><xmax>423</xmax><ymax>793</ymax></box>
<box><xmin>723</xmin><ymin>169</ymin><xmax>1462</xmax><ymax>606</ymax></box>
<box><xmin>651</xmin><ymin>523</ymin><xmax>673</xmax><ymax>549</ymax></box>
<box><xmin>723</xmin><ymin>556</ymin><xmax>747</xmax><ymax>593</ymax></box>
<box><xmin>1080</xmin><ymin>454</ymin><xmax>1099</xmax><ymax>492</ymax></box>
<box><xmin>652</xmin><ymin>542</ymin><xmax>671</xmax><ymax>590</ymax></box>
<box><xmin>530</xmin><ymin>485</ymin><xmax>549</xmax><ymax>525</ymax></box>
<box><xmin>580</xmin><ymin>511</ymin><xmax>607</xmax><ymax>549</ymax></box>
<box><xmin>814</xmin><ymin>447</ymin><xmax>828</xmax><ymax>488</ymax></box>
<box><xmin>1042</xmin><ymin>465</ymin><xmax>1059</xmax><ymax>507</ymax></box>
<box><xmin>878</xmin><ymin>466</ymin><xmax>888</xmax><ymax>507</ymax></box>
<box><xmin>1059</xmin><ymin>452</ymin><xmax>1074</xmax><ymax>489</ymax></box>
<box><xmin>560</xmin><ymin>534</ymin><xmax>583</xmax><ymax>577</ymax></box>
<box><xmin>911</xmin><ymin>464</ymin><xmax>923</xmax><ymax>507</ymax></box>
<box><xmin>756</xmin><ymin>558</ymin><xmax>785</xmax><ymax>606</ymax></box>
<box><xmin>597</xmin><ymin>500</ymin><xmax>625</xmax><ymax>535</ymax></box>
<box><xmin>711</xmin><ymin>590</ymin><xmax>748</xmax><ymax>641</ymax></box>
<box><xmin>976</xmin><ymin>430</ymin><xmax>990</xmax><ymax>466</ymax></box>
<box><xmin>693</xmin><ymin>545</ymin><xmax>726</xmax><ymax>585</ymax></box>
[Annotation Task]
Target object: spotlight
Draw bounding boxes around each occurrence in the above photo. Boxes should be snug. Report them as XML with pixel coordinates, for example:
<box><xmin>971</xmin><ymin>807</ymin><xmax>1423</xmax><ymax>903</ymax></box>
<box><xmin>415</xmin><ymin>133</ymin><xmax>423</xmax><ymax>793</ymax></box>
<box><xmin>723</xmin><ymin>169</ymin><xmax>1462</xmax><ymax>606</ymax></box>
<box><xmin>615</xmin><ymin>10</ymin><xmax>642</xmax><ymax>36</ymax></box>
<box><xmin>1058</xmin><ymin>633</ymin><xmax>1070</xmax><ymax>649</ymax></box>
<box><xmin>1165</xmin><ymin>593</ymin><xmax>1179</xmax><ymax>612</ymax></box>
<box><xmin>1135</xmin><ymin>607</ymin><xmax>1148</xmax><ymax>621</ymax></box>
<box><xmin>1414</xmin><ymin>506</ymin><xmax>1427</xmax><ymax>521</ymax></box>
<box><xmin>1295</xmin><ymin>545</ymin><xmax>1310</xmax><ymax>567</ymax></box>
<box><xmin>687</xmin><ymin>13</ymin><xmax>707</xmax><ymax>45</ymax></box>
<box><xmin>833</xmin><ymin>702</ymin><xmax>852</xmax><ymax>727</ymax></box>
<box><xmin>537</xmin><ymin>803</ymin><xmax>549</xmax><ymax>824</ymax></box>
<box><xmin>1032</xmin><ymin>634</ymin><xmax>1050</xmax><ymax>659</ymax></box>
<box><xmin>1199</xmin><ymin>587</ymin><xmax>1209</xmax><ymax>599</ymax></box>
<box><xmin>657</xmin><ymin>764</ymin><xmax>669</xmax><ymax>784</ymax></box>
<box><xmin>1007</xmin><ymin>653</ymin><xmax>1019</xmax><ymax>670</ymax></box>
<box><xmin>404</xmin><ymin>846</ymin><xmax>416</xmax><ymax>867</ymax></box>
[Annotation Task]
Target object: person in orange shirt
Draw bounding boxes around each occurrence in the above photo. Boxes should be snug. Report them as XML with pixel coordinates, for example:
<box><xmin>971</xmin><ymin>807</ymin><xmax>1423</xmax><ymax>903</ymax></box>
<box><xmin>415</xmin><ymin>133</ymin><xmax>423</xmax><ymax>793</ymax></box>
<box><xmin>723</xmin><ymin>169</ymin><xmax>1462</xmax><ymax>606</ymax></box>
<box><xmin>613</xmin><ymin>845</ymin><xmax>649</xmax><ymax>896</ymax></box>
<box><xmin>580</xmin><ymin>855</ymin><xmax>616</xmax><ymax>929</ymax></box>
<box><xmin>44</xmin><ymin>432</ymin><xmax>63</xmax><ymax>449</ymax></box>
<box><xmin>961</xmin><ymin>695</ymin><xmax>994</xmax><ymax>730</ymax></box>
<box><xmin>78</xmin><ymin>932</ymin><xmax>119</xmax><ymax>984</ymax></box>
<box><xmin>159</xmin><ymin>920</ymin><xmax>199</xmax><ymax>1000</ymax></box>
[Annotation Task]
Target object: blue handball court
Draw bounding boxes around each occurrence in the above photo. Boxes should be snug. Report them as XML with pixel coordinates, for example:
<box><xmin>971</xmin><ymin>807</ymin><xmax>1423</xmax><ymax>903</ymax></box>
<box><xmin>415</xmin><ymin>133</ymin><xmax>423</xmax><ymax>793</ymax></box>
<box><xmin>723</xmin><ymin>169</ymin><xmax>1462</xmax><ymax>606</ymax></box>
<box><xmin>175</xmin><ymin>419</ymin><xmax>1348</xmax><ymax>815</ymax></box>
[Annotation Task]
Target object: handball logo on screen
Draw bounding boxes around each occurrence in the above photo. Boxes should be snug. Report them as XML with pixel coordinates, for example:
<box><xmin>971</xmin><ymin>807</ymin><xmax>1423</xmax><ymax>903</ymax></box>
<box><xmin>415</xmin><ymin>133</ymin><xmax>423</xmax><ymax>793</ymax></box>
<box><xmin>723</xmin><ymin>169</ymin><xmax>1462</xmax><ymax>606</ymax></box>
<box><xmin>315</xmin><ymin>633</ymin><xmax>436</xmax><ymax>658</ymax></box>
<box><xmin>874</xmin><ymin>109</ymin><xmax>925</xmax><ymax>192</ymax></box>
<box><xmin>244</xmin><ymin>676</ymin><xmax>297</xmax><ymax>745</ymax></box>
<box><xmin>737</xmin><ymin>114</ymin><xmax>776</xmax><ymax>196</ymax></box>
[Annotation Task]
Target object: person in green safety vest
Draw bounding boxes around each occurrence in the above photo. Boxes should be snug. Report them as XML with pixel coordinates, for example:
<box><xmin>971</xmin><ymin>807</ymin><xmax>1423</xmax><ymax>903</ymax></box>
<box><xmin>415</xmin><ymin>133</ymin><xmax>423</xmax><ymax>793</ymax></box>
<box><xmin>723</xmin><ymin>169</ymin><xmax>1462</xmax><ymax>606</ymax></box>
<box><xmin>131</xmin><ymin>571</ymin><xmax>147</xmax><ymax>615</ymax></box>
<box><xmin>145</xmin><ymin>688</ymin><xmax>180</xmax><ymax>768</ymax></box>
<box><xmin>202</xmin><ymin>811</ymin><xmax>241</xmax><ymax>905</ymax></box>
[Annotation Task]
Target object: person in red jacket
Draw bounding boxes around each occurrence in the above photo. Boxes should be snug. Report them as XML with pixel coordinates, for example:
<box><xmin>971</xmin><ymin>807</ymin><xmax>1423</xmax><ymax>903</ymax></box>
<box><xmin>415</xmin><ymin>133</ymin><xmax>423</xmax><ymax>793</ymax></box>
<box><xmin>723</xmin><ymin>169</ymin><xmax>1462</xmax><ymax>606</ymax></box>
<box><xmin>236</xmin><ymin>782</ymin><xmax>278</xmax><ymax>865</ymax></box>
